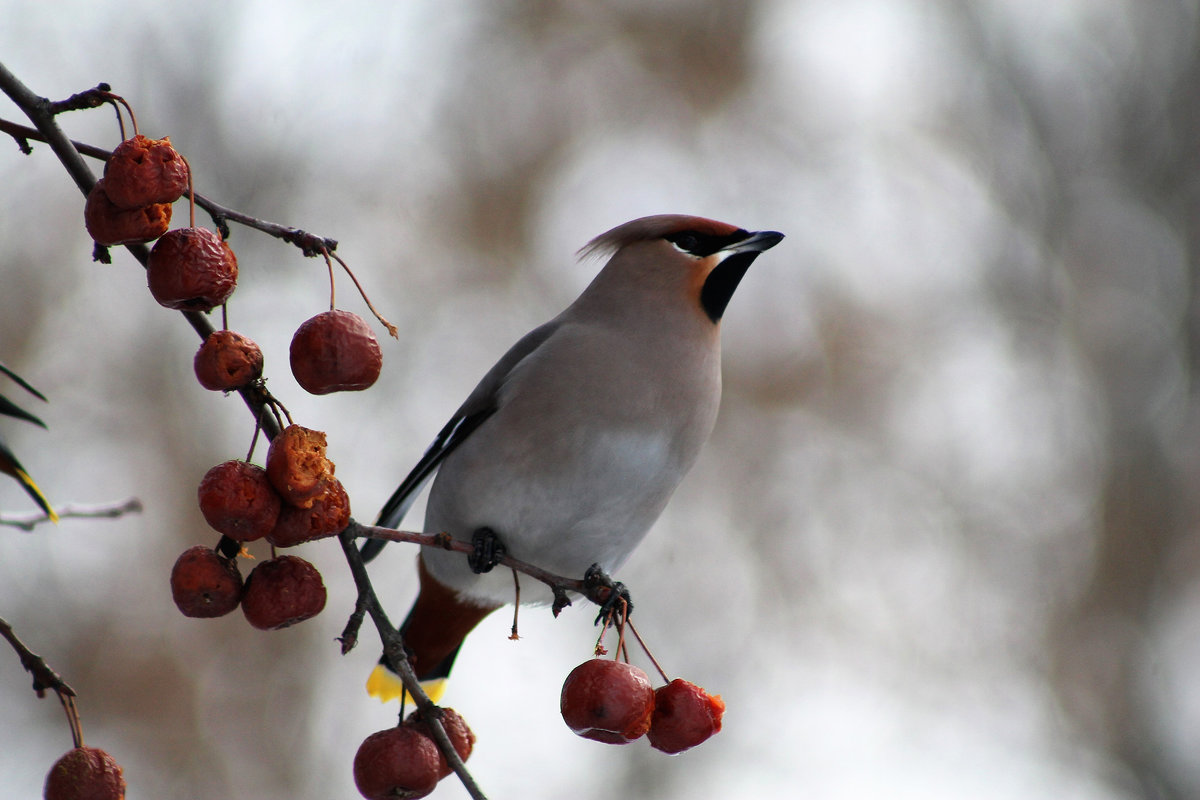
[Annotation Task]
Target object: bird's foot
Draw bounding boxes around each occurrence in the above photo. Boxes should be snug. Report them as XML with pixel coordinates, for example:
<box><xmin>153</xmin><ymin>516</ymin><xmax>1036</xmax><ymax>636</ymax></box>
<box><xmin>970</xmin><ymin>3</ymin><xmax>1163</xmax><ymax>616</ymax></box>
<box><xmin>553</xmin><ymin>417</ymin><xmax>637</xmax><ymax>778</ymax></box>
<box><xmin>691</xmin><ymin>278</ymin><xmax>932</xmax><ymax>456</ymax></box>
<box><xmin>467</xmin><ymin>527</ymin><xmax>507</xmax><ymax>574</ymax></box>
<box><xmin>583</xmin><ymin>563</ymin><xmax>633</xmax><ymax>626</ymax></box>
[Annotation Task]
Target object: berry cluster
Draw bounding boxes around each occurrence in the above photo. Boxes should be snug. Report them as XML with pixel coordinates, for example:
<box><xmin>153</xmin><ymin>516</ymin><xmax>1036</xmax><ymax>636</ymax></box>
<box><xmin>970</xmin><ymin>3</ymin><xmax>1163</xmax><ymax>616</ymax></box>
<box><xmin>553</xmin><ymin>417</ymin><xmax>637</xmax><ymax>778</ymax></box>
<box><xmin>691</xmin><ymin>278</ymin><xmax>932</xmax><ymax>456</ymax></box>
<box><xmin>171</xmin><ymin>424</ymin><xmax>345</xmax><ymax>629</ymax></box>
<box><xmin>560</xmin><ymin>658</ymin><xmax>724</xmax><ymax>755</ymax></box>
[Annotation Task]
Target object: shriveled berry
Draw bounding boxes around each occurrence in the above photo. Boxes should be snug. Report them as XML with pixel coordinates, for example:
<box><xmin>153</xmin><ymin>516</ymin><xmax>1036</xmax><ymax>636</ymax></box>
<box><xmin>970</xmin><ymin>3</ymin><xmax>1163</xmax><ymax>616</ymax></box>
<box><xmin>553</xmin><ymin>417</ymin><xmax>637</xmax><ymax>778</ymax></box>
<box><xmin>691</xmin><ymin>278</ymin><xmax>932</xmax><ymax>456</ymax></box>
<box><xmin>241</xmin><ymin>555</ymin><xmax>326</xmax><ymax>630</ymax></box>
<box><xmin>266</xmin><ymin>478</ymin><xmax>350</xmax><ymax>547</ymax></box>
<box><xmin>560</xmin><ymin>659</ymin><xmax>655</xmax><ymax>744</ymax></box>
<box><xmin>197</xmin><ymin>460</ymin><xmax>281</xmax><ymax>542</ymax></box>
<box><xmin>290</xmin><ymin>310</ymin><xmax>382</xmax><ymax>395</ymax></box>
<box><xmin>146</xmin><ymin>227</ymin><xmax>237</xmax><ymax>311</ymax></box>
<box><xmin>265</xmin><ymin>424</ymin><xmax>334</xmax><ymax>508</ymax></box>
<box><xmin>44</xmin><ymin>745</ymin><xmax>126</xmax><ymax>800</ymax></box>
<box><xmin>84</xmin><ymin>179</ymin><xmax>171</xmax><ymax>246</ymax></box>
<box><xmin>103</xmin><ymin>134</ymin><xmax>189</xmax><ymax>209</ymax></box>
<box><xmin>170</xmin><ymin>545</ymin><xmax>243</xmax><ymax>618</ymax></box>
<box><xmin>194</xmin><ymin>330</ymin><xmax>263</xmax><ymax>391</ymax></box>
<box><xmin>404</xmin><ymin>707</ymin><xmax>476</xmax><ymax>779</ymax></box>
<box><xmin>353</xmin><ymin>727</ymin><xmax>440</xmax><ymax>800</ymax></box>
<box><xmin>647</xmin><ymin>678</ymin><xmax>725</xmax><ymax>754</ymax></box>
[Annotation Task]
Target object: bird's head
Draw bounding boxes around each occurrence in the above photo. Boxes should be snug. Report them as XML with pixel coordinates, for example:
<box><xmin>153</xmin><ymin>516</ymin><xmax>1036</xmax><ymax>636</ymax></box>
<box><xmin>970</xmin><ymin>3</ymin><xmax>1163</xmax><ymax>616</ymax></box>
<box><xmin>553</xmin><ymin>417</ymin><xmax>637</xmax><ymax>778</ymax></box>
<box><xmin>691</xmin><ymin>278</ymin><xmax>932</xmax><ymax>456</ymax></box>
<box><xmin>578</xmin><ymin>214</ymin><xmax>784</xmax><ymax>323</ymax></box>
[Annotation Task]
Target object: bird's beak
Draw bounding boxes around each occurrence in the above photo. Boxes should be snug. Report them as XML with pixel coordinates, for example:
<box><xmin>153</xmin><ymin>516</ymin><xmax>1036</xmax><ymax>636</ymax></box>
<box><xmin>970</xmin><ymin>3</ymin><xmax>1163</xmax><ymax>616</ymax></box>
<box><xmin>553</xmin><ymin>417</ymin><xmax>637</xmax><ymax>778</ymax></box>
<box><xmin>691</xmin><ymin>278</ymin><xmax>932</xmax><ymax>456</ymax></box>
<box><xmin>700</xmin><ymin>229</ymin><xmax>785</xmax><ymax>322</ymax></box>
<box><xmin>726</xmin><ymin>230</ymin><xmax>784</xmax><ymax>255</ymax></box>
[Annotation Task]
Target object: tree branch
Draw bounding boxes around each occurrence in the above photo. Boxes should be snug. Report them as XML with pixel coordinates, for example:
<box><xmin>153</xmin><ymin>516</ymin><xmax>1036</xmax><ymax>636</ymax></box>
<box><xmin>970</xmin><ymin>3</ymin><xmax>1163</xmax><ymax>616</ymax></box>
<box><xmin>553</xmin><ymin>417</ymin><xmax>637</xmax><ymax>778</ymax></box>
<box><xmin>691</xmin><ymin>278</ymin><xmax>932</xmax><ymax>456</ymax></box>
<box><xmin>0</xmin><ymin>496</ymin><xmax>143</xmax><ymax>531</ymax></box>
<box><xmin>0</xmin><ymin>616</ymin><xmax>84</xmax><ymax>747</ymax></box>
<box><xmin>0</xmin><ymin>115</ymin><xmax>338</xmax><ymax>256</ymax></box>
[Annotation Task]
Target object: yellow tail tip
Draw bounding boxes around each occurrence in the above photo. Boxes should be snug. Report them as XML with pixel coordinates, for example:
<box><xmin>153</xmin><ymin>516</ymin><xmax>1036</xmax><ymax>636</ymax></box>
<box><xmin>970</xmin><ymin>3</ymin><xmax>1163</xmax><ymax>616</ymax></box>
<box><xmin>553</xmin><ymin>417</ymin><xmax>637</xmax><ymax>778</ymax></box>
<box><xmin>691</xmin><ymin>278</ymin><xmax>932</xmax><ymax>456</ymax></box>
<box><xmin>366</xmin><ymin>663</ymin><xmax>448</xmax><ymax>705</ymax></box>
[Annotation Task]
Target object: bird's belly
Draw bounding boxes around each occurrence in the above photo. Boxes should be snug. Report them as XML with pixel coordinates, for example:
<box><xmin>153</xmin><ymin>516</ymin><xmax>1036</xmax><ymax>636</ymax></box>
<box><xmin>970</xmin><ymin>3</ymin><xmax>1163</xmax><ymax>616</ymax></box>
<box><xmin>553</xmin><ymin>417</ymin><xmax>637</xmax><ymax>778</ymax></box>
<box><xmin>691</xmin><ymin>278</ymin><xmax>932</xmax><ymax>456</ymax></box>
<box><xmin>421</xmin><ymin>426</ymin><xmax>682</xmax><ymax>605</ymax></box>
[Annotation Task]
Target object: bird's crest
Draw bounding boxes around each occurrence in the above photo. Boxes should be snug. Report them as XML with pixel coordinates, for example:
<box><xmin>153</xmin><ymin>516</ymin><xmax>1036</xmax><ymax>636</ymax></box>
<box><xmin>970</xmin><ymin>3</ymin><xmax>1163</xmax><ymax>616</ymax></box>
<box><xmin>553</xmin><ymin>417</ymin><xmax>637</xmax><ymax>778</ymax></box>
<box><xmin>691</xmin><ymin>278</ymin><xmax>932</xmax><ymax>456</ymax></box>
<box><xmin>577</xmin><ymin>214</ymin><xmax>743</xmax><ymax>261</ymax></box>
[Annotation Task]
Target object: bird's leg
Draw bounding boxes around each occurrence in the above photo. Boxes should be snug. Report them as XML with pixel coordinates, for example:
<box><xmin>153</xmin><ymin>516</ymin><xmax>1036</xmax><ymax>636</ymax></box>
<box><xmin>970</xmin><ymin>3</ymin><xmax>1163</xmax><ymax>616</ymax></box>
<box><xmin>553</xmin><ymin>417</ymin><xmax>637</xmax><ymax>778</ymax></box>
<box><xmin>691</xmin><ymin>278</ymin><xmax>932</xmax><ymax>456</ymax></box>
<box><xmin>583</xmin><ymin>563</ymin><xmax>633</xmax><ymax>627</ymax></box>
<box><xmin>467</xmin><ymin>526</ymin><xmax>507</xmax><ymax>574</ymax></box>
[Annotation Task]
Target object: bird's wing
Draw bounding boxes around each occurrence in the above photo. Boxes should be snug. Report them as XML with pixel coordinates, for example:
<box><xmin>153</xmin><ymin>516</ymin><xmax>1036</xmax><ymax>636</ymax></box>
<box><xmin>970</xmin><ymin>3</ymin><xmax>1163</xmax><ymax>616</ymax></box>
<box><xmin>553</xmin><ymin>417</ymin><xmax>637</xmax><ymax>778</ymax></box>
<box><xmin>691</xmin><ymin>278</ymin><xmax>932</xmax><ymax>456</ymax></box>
<box><xmin>361</xmin><ymin>319</ymin><xmax>563</xmax><ymax>561</ymax></box>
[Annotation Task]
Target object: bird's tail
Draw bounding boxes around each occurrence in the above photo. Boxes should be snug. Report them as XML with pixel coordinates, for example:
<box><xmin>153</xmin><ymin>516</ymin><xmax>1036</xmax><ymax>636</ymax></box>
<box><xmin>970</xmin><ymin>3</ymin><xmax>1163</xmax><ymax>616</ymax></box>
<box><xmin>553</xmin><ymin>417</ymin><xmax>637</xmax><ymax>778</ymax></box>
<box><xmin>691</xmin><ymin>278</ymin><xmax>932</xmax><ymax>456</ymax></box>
<box><xmin>365</xmin><ymin>554</ymin><xmax>500</xmax><ymax>703</ymax></box>
<box><xmin>366</xmin><ymin>644</ymin><xmax>461</xmax><ymax>705</ymax></box>
<box><xmin>0</xmin><ymin>440</ymin><xmax>56</xmax><ymax>522</ymax></box>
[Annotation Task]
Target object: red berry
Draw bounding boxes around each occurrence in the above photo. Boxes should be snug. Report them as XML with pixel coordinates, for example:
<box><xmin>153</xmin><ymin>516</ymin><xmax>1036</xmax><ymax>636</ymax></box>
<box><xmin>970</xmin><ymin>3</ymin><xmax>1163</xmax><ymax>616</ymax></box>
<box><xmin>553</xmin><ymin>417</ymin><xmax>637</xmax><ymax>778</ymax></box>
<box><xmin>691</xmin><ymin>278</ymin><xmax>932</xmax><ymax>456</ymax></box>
<box><xmin>353</xmin><ymin>726</ymin><xmax>440</xmax><ymax>800</ymax></box>
<box><xmin>560</xmin><ymin>659</ymin><xmax>655</xmax><ymax>744</ymax></box>
<box><xmin>241</xmin><ymin>555</ymin><xmax>326</xmax><ymax>630</ymax></box>
<box><xmin>290</xmin><ymin>309</ymin><xmax>382</xmax><ymax>395</ymax></box>
<box><xmin>196</xmin><ymin>460</ymin><xmax>281</xmax><ymax>542</ymax></box>
<box><xmin>266</xmin><ymin>478</ymin><xmax>350</xmax><ymax>547</ymax></box>
<box><xmin>146</xmin><ymin>227</ymin><xmax>237</xmax><ymax>311</ymax></box>
<box><xmin>265</xmin><ymin>424</ymin><xmax>334</xmax><ymax>508</ymax></box>
<box><xmin>170</xmin><ymin>545</ymin><xmax>243</xmax><ymax>618</ymax></box>
<box><xmin>647</xmin><ymin>678</ymin><xmax>725</xmax><ymax>754</ymax></box>
<box><xmin>44</xmin><ymin>746</ymin><xmax>126</xmax><ymax>800</ymax></box>
<box><xmin>84</xmin><ymin>179</ymin><xmax>171</xmax><ymax>246</ymax></box>
<box><xmin>103</xmin><ymin>134</ymin><xmax>189</xmax><ymax>209</ymax></box>
<box><xmin>404</xmin><ymin>707</ymin><xmax>476</xmax><ymax>779</ymax></box>
<box><xmin>194</xmin><ymin>330</ymin><xmax>263</xmax><ymax>391</ymax></box>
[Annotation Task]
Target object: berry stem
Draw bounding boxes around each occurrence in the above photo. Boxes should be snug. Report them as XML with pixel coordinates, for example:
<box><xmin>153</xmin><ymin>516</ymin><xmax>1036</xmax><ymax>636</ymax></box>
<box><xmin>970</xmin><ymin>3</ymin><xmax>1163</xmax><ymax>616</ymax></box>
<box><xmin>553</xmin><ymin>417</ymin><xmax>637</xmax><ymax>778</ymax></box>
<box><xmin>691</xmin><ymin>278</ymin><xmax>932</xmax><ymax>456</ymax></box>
<box><xmin>329</xmin><ymin>251</ymin><xmax>399</xmax><ymax>338</ymax></box>
<box><xmin>509</xmin><ymin>568</ymin><xmax>521</xmax><ymax>640</ymax></box>
<box><xmin>323</xmin><ymin>249</ymin><xmax>337</xmax><ymax>312</ymax></box>
<box><xmin>626</xmin><ymin>618</ymin><xmax>670</xmax><ymax>684</ymax></box>
<box><xmin>183</xmin><ymin>154</ymin><xmax>196</xmax><ymax>229</ymax></box>
<box><xmin>98</xmin><ymin>91</ymin><xmax>139</xmax><ymax>137</ymax></box>
<box><xmin>246</xmin><ymin>418</ymin><xmax>262</xmax><ymax>464</ymax></box>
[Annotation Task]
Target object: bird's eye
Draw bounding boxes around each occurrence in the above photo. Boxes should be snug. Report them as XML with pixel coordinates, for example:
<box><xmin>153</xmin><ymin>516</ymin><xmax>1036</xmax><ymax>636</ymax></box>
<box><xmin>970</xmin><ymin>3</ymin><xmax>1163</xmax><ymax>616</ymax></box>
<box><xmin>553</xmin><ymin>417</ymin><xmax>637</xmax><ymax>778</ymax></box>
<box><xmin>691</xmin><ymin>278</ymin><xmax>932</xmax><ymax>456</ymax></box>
<box><xmin>668</xmin><ymin>233</ymin><xmax>700</xmax><ymax>253</ymax></box>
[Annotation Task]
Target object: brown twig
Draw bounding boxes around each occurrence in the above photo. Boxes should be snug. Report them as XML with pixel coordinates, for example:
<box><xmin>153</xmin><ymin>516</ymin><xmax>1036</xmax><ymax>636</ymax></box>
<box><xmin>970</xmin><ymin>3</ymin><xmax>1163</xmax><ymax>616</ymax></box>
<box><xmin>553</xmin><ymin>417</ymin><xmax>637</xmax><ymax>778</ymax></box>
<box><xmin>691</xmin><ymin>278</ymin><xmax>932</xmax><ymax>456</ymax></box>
<box><xmin>336</xmin><ymin>529</ymin><xmax>489</xmax><ymax>800</ymax></box>
<box><xmin>346</xmin><ymin>519</ymin><xmax>601</xmax><ymax>616</ymax></box>
<box><xmin>0</xmin><ymin>116</ymin><xmax>339</xmax><ymax>258</ymax></box>
<box><xmin>0</xmin><ymin>616</ymin><xmax>84</xmax><ymax>746</ymax></box>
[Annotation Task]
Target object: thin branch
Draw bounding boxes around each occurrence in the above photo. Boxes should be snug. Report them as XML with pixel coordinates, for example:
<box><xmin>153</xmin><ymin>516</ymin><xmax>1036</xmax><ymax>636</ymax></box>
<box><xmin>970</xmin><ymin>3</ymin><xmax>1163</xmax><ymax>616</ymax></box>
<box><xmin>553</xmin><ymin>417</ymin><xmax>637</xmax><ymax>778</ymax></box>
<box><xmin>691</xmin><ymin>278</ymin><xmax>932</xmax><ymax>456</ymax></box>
<box><xmin>0</xmin><ymin>496</ymin><xmax>143</xmax><ymax>531</ymax></box>
<box><xmin>0</xmin><ymin>616</ymin><xmax>83</xmax><ymax>746</ymax></box>
<box><xmin>337</xmin><ymin>530</ymin><xmax>489</xmax><ymax>800</ymax></box>
<box><xmin>0</xmin><ymin>116</ymin><xmax>339</xmax><ymax>257</ymax></box>
<box><xmin>347</xmin><ymin>520</ymin><xmax>586</xmax><ymax>615</ymax></box>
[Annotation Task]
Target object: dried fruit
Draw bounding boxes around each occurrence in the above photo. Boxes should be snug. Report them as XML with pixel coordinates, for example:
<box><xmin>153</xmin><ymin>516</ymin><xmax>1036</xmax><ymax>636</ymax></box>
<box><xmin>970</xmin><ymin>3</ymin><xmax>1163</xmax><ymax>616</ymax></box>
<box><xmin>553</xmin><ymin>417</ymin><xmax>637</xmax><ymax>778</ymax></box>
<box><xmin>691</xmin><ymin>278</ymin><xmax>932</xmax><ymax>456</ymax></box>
<box><xmin>647</xmin><ymin>678</ymin><xmax>725</xmax><ymax>754</ymax></box>
<box><xmin>266</xmin><ymin>478</ymin><xmax>350</xmax><ymax>547</ymax></box>
<box><xmin>290</xmin><ymin>309</ymin><xmax>382</xmax><ymax>394</ymax></box>
<box><xmin>194</xmin><ymin>330</ymin><xmax>263</xmax><ymax>391</ymax></box>
<box><xmin>44</xmin><ymin>745</ymin><xmax>126</xmax><ymax>800</ymax></box>
<box><xmin>197</xmin><ymin>460</ymin><xmax>281</xmax><ymax>542</ymax></box>
<box><xmin>170</xmin><ymin>545</ymin><xmax>243</xmax><ymax>618</ymax></box>
<box><xmin>353</xmin><ymin>727</ymin><xmax>440</xmax><ymax>800</ymax></box>
<box><xmin>560</xmin><ymin>659</ymin><xmax>655</xmax><ymax>744</ymax></box>
<box><xmin>103</xmin><ymin>134</ymin><xmax>189</xmax><ymax>209</ymax></box>
<box><xmin>146</xmin><ymin>227</ymin><xmax>237</xmax><ymax>311</ymax></box>
<box><xmin>84</xmin><ymin>179</ymin><xmax>172</xmax><ymax>246</ymax></box>
<box><xmin>241</xmin><ymin>555</ymin><xmax>327</xmax><ymax>630</ymax></box>
<box><xmin>265</xmin><ymin>424</ymin><xmax>334</xmax><ymax>508</ymax></box>
<box><xmin>404</xmin><ymin>707</ymin><xmax>476</xmax><ymax>779</ymax></box>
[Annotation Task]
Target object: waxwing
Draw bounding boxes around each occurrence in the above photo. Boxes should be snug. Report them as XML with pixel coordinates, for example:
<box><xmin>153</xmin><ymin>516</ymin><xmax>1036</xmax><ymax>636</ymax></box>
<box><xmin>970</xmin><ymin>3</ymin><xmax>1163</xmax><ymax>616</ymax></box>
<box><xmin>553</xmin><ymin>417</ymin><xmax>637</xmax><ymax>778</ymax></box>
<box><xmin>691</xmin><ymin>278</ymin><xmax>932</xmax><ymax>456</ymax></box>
<box><xmin>362</xmin><ymin>214</ymin><xmax>784</xmax><ymax>702</ymax></box>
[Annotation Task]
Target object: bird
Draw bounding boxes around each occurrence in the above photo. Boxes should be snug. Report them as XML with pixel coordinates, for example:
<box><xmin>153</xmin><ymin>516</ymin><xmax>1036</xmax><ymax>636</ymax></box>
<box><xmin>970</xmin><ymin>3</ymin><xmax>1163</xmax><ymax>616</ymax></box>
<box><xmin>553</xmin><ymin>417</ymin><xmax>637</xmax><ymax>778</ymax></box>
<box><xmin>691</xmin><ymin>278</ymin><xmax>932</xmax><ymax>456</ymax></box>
<box><xmin>361</xmin><ymin>214</ymin><xmax>784</xmax><ymax>702</ymax></box>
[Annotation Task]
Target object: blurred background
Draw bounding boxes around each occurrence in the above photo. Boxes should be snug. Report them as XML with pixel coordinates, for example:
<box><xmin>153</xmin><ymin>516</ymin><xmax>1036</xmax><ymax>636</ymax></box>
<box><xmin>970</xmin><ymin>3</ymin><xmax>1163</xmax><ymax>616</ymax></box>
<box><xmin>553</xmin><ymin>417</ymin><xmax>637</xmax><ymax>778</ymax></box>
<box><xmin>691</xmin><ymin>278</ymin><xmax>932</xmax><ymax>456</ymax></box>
<box><xmin>1</xmin><ymin>0</ymin><xmax>1197</xmax><ymax>797</ymax></box>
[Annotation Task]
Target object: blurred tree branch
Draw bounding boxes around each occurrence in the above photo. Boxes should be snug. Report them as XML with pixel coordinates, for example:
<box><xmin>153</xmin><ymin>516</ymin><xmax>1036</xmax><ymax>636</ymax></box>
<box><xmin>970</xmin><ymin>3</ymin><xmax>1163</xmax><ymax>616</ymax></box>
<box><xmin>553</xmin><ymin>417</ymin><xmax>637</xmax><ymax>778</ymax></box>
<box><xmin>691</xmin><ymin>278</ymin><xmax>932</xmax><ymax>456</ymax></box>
<box><xmin>0</xmin><ymin>497</ymin><xmax>143</xmax><ymax>532</ymax></box>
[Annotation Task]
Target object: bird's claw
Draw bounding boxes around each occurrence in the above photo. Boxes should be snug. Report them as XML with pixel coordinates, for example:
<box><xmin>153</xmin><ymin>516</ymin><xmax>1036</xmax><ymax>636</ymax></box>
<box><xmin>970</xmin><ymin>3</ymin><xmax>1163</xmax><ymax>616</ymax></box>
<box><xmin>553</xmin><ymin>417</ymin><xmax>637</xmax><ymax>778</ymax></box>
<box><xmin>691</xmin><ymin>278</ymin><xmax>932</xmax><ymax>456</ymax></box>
<box><xmin>467</xmin><ymin>527</ymin><xmax>507</xmax><ymax>574</ymax></box>
<box><xmin>583</xmin><ymin>563</ymin><xmax>633</xmax><ymax>626</ymax></box>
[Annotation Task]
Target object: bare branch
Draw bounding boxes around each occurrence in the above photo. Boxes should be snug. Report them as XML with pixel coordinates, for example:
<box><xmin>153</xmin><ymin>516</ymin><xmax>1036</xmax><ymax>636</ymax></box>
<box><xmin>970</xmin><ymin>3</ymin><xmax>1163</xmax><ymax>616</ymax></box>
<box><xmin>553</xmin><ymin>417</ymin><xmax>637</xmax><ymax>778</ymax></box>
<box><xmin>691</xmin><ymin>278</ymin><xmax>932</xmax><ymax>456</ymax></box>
<box><xmin>0</xmin><ymin>497</ymin><xmax>143</xmax><ymax>532</ymax></box>
<box><xmin>0</xmin><ymin>616</ymin><xmax>84</xmax><ymax>747</ymax></box>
